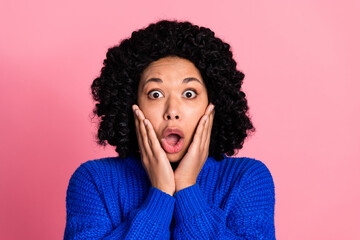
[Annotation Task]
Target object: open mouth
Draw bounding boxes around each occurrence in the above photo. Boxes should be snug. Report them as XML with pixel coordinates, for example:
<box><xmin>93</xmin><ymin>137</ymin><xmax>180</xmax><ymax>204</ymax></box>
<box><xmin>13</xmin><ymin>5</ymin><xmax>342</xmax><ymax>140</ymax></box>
<box><xmin>165</xmin><ymin>134</ymin><xmax>181</xmax><ymax>146</ymax></box>
<box><xmin>160</xmin><ymin>131</ymin><xmax>184</xmax><ymax>154</ymax></box>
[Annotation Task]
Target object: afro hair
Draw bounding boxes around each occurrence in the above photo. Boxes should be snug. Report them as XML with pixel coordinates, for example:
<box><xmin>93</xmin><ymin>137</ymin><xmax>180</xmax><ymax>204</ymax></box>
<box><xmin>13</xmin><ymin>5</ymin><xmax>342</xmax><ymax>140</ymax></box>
<box><xmin>91</xmin><ymin>19</ymin><xmax>255</xmax><ymax>161</ymax></box>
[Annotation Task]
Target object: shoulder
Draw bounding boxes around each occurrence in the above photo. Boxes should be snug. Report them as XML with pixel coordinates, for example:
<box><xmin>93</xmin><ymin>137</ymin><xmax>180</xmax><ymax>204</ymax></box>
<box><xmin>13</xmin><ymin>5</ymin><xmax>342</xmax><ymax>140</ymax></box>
<box><xmin>219</xmin><ymin>156</ymin><xmax>273</xmax><ymax>177</ymax></box>
<box><xmin>218</xmin><ymin>156</ymin><xmax>275</xmax><ymax>191</ymax></box>
<box><xmin>67</xmin><ymin>156</ymin><xmax>129</xmax><ymax>189</ymax></box>
<box><xmin>71</xmin><ymin>156</ymin><xmax>121</xmax><ymax>177</ymax></box>
<box><xmin>66</xmin><ymin>156</ymin><xmax>135</xmax><ymax>203</ymax></box>
<box><xmin>217</xmin><ymin>157</ymin><xmax>276</xmax><ymax>238</ymax></box>
<box><xmin>219</xmin><ymin>156</ymin><xmax>276</xmax><ymax>209</ymax></box>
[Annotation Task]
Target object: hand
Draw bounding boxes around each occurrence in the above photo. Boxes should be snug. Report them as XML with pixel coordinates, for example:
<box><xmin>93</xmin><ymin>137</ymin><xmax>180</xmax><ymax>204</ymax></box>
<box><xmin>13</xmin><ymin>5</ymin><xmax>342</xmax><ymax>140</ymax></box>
<box><xmin>132</xmin><ymin>104</ymin><xmax>176</xmax><ymax>196</ymax></box>
<box><xmin>174</xmin><ymin>103</ymin><xmax>215</xmax><ymax>192</ymax></box>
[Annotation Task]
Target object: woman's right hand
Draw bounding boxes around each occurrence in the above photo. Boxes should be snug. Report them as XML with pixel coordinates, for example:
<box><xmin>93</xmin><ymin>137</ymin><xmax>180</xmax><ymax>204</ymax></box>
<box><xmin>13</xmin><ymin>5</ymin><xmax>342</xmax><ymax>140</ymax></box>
<box><xmin>132</xmin><ymin>104</ymin><xmax>176</xmax><ymax>196</ymax></box>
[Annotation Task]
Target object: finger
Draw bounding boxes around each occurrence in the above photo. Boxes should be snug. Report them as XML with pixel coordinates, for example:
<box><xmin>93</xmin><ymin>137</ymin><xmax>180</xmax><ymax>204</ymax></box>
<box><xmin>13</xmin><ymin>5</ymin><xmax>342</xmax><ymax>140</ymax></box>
<box><xmin>205</xmin><ymin>106</ymin><xmax>215</xmax><ymax>148</ymax></box>
<box><xmin>200</xmin><ymin>103</ymin><xmax>214</xmax><ymax>144</ymax></box>
<box><xmin>144</xmin><ymin>118</ymin><xmax>167</xmax><ymax>160</ymax></box>
<box><xmin>201</xmin><ymin>112</ymin><xmax>210</xmax><ymax>147</ymax></box>
<box><xmin>132</xmin><ymin>105</ymin><xmax>145</xmax><ymax>153</ymax></box>
<box><xmin>205</xmin><ymin>103</ymin><xmax>215</xmax><ymax>133</ymax></box>
<box><xmin>136</xmin><ymin>108</ymin><xmax>153</xmax><ymax>158</ymax></box>
<box><xmin>191</xmin><ymin>113</ymin><xmax>208</xmax><ymax>148</ymax></box>
<box><xmin>196</xmin><ymin>103</ymin><xmax>215</xmax><ymax>143</ymax></box>
<box><xmin>133</xmin><ymin>105</ymin><xmax>152</xmax><ymax>165</ymax></box>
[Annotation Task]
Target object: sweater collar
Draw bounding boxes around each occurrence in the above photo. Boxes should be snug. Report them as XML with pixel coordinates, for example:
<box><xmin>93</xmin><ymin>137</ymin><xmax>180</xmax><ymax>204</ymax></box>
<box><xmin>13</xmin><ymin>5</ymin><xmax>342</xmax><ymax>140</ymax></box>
<box><xmin>124</xmin><ymin>154</ymin><xmax>219</xmax><ymax>174</ymax></box>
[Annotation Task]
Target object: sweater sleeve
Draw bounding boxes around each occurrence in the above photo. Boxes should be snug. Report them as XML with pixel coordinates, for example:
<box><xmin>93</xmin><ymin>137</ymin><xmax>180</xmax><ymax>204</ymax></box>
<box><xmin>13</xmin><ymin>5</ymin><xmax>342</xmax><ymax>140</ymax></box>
<box><xmin>172</xmin><ymin>161</ymin><xmax>276</xmax><ymax>239</ymax></box>
<box><xmin>64</xmin><ymin>162</ymin><xmax>175</xmax><ymax>239</ymax></box>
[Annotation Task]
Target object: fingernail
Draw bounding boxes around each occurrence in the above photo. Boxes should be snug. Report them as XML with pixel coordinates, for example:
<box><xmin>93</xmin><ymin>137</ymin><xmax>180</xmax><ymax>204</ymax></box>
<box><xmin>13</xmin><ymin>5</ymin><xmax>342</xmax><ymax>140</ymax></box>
<box><xmin>144</xmin><ymin>119</ymin><xmax>148</xmax><ymax>126</ymax></box>
<box><xmin>203</xmin><ymin>115</ymin><xmax>208</xmax><ymax>121</ymax></box>
<box><xmin>135</xmin><ymin>110</ymin><xmax>139</xmax><ymax>117</ymax></box>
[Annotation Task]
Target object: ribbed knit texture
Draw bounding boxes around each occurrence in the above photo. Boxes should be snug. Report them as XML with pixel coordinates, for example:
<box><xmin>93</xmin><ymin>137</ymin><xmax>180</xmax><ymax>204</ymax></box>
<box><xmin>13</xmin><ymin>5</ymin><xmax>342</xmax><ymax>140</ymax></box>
<box><xmin>64</xmin><ymin>155</ymin><xmax>276</xmax><ymax>239</ymax></box>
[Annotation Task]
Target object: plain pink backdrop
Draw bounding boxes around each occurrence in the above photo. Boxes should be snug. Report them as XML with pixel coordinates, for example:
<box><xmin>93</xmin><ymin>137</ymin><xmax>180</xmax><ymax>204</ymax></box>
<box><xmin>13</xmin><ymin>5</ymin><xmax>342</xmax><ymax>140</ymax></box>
<box><xmin>1</xmin><ymin>0</ymin><xmax>359</xmax><ymax>239</ymax></box>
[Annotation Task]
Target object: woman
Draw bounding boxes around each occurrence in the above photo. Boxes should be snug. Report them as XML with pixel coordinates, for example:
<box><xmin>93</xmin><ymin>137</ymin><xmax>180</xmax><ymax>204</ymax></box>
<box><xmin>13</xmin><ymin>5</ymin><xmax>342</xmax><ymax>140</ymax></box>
<box><xmin>64</xmin><ymin>20</ymin><xmax>276</xmax><ymax>239</ymax></box>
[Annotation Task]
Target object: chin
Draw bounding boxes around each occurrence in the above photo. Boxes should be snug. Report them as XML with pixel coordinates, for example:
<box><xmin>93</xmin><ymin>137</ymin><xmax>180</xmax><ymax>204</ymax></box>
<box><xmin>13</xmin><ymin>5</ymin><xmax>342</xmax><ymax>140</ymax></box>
<box><xmin>166</xmin><ymin>152</ymin><xmax>184</xmax><ymax>163</ymax></box>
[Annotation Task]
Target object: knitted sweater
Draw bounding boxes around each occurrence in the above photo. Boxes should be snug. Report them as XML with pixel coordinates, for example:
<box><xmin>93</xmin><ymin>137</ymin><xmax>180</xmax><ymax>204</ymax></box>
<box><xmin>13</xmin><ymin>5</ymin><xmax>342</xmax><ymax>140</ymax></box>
<box><xmin>64</xmin><ymin>155</ymin><xmax>276</xmax><ymax>239</ymax></box>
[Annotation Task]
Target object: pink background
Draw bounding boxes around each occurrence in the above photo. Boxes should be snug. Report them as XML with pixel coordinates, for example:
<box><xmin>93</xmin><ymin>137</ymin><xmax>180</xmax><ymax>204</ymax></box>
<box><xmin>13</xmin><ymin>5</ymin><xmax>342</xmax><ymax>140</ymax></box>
<box><xmin>1</xmin><ymin>0</ymin><xmax>359</xmax><ymax>239</ymax></box>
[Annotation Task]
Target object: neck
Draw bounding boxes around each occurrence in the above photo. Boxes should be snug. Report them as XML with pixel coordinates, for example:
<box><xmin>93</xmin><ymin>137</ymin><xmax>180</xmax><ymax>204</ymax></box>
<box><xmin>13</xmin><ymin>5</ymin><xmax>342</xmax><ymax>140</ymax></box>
<box><xmin>170</xmin><ymin>161</ymin><xmax>180</xmax><ymax>171</ymax></box>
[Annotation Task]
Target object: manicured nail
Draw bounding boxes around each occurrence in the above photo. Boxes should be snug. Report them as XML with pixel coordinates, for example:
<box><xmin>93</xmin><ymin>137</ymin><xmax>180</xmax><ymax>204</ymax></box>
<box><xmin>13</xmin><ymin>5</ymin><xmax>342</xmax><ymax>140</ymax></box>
<box><xmin>135</xmin><ymin>110</ymin><xmax>139</xmax><ymax>117</ymax></box>
<box><xmin>203</xmin><ymin>115</ymin><xmax>208</xmax><ymax>121</ymax></box>
<box><xmin>144</xmin><ymin>119</ymin><xmax>149</xmax><ymax>126</ymax></box>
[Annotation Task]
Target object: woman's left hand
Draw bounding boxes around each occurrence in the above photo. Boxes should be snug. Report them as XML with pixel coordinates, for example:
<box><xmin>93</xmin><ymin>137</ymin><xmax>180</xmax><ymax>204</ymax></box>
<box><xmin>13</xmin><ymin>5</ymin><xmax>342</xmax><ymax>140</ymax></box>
<box><xmin>174</xmin><ymin>103</ymin><xmax>215</xmax><ymax>193</ymax></box>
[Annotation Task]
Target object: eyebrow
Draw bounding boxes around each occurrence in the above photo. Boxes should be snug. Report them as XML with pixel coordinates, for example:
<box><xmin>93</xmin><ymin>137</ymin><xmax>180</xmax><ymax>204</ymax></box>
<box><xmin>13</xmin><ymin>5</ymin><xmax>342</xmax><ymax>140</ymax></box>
<box><xmin>144</xmin><ymin>77</ymin><xmax>203</xmax><ymax>86</ymax></box>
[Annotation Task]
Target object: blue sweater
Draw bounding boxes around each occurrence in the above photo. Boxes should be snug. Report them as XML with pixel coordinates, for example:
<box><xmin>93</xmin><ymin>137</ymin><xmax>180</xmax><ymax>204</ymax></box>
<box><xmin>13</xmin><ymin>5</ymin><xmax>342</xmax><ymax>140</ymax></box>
<box><xmin>64</xmin><ymin>155</ymin><xmax>276</xmax><ymax>239</ymax></box>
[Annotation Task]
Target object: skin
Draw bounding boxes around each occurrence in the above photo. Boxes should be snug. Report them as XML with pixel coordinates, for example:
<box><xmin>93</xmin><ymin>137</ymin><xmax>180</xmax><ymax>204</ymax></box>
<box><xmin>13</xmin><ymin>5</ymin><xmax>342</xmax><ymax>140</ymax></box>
<box><xmin>132</xmin><ymin>56</ymin><xmax>215</xmax><ymax>196</ymax></box>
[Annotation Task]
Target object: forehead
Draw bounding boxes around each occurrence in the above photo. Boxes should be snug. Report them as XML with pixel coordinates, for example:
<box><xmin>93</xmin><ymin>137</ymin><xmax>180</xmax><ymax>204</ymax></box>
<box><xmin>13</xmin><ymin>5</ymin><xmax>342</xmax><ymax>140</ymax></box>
<box><xmin>140</xmin><ymin>56</ymin><xmax>204</xmax><ymax>83</ymax></box>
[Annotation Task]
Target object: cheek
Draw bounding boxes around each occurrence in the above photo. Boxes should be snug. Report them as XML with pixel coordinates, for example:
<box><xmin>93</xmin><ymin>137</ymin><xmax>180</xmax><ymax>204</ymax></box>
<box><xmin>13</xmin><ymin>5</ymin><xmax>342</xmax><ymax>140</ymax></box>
<box><xmin>141</xmin><ymin>108</ymin><xmax>162</xmax><ymax>136</ymax></box>
<box><xmin>194</xmin><ymin>101</ymin><xmax>208</xmax><ymax>118</ymax></box>
<box><xmin>142</xmin><ymin>108</ymin><xmax>159</xmax><ymax>123</ymax></box>
<box><xmin>185</xmin><ymin>107</ymin><xmax>206</xmax><ymax>134</ymax></box>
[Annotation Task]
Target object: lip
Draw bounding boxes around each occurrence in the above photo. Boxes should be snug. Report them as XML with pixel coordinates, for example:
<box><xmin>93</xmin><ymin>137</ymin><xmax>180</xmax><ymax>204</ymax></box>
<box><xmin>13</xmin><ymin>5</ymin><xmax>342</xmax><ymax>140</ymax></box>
<box><xmin>161</xmin><ymin>127</ymin><xmax>184</xmax><ymax>139</ymax></box>
<box><xmin>160</xmin><ymin>127</ymin><xmax>185</xmax><ymax>154</ymax></box>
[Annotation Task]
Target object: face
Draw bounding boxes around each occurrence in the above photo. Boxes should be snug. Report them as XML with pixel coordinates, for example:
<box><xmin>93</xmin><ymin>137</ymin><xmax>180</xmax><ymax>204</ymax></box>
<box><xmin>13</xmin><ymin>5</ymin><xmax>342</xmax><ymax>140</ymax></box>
<box><xmin>137</xmin><ymin>56</ymin><xmax>209</xmax><ymax>163</ymax></box>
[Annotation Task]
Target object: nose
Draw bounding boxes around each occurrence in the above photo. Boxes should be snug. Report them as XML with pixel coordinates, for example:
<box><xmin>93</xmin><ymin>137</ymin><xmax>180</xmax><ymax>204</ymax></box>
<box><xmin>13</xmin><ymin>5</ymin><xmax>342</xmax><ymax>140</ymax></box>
<box><xmin>163</xmin><ymin>95</ymin><xmax>181</xmax><ymax>120</ymax></box>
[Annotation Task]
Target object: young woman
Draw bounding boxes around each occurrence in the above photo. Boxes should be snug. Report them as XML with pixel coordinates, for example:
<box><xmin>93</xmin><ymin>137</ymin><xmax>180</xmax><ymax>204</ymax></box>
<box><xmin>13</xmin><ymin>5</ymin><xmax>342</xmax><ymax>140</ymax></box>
<box><xmin>64</xmin><ymin>20</ymin><xmax>276</xmax><ymax>239</ymax></box>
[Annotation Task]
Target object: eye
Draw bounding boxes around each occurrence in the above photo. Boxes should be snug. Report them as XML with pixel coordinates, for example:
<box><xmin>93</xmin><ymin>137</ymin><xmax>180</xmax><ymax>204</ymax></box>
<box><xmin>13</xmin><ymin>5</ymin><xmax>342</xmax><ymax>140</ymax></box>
<box><xmin>148</xmin><ymin>90</ymin><xmax>164</xmax><ymax>99</ymax></box>
<box><xmin>183</xmin><ymin>89</ymin><xmax>197</xmax><ymax>99</ymax></box>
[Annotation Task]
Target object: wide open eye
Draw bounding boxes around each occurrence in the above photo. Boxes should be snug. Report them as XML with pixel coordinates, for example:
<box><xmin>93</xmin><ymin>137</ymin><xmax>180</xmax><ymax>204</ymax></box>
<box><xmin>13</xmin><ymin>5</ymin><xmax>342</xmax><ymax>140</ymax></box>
<box><xmin>148</xmin><ymin>90</ymin><xmax>164</xmax><ymax>99</ymax></box>
<box><xmin>183</xmin><ymin>89</ymin><xmax>198</xmax><ymax>99</ymax></box>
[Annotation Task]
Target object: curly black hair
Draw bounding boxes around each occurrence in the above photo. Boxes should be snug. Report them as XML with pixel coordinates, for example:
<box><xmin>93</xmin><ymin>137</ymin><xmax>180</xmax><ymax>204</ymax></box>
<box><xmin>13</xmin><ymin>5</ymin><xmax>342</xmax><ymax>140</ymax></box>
<box><xmin>91</xmin><ymin>19</ymin><xmax>255</xmax><ymax>161</ymax></box>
